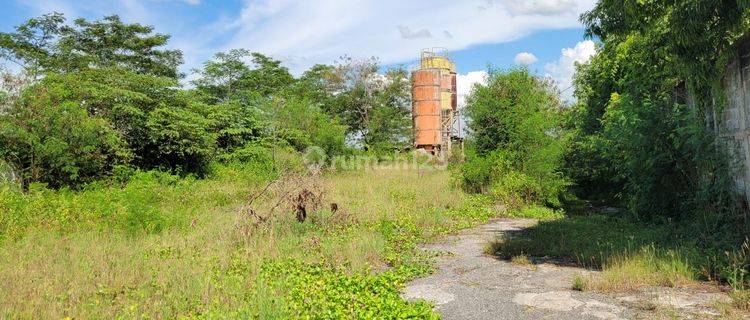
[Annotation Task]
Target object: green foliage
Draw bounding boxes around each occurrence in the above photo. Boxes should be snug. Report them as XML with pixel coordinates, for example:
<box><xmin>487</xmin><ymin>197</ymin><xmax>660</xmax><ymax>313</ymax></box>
<box><xmin>362</xmin><ymin>68</ymin><xmax>412</xmax><ymax>152</ymax></box>
<box><xmin>301</xmin><ymin>57</ymin><xmax>412</xmax><ymax>152</ymax></box>
<box><xmin>561</xmin><ymin>129</ymin><xmax>619</xmax><ymax>200</ymax></box>
<box><xmin>218</xmin><ymin>143</ymin><xmax>273</xmax><ymax>165</ymax></box>
<box><xmin>565</xmin><ymin>6</ymin><xmax>750</xmax><ymax>289</ymax></box>
<box><xmin>568</xmin><ymin>3</ymin><xmax>749</xmax><ymax>222</ymax></box>
<box><xmin>460</xmin><ymin>68</ymin><xmax>568</xmax><ymax>207</ymax></box>
<box><xmin>259</xmin><ymin>260</ymin><xmax>437</xmax><ymax>319</ymax></box>
<box><xmin>143</xmin><ymin>107</ymin><xmax>215</xmax><ymax>175</ymax></box>
<box><xmin>466</xmin><ymin>68</ymin><xmax>560</xmax><ymax>156</ymax></box>
<box><xmin>192</xmin><ymin>50</ymin><xmax>294</xmax><ymax>102</ymax></box>
<box><xmin>261</xmin><ymin>97</ymin><xmax>348</xmax><ymax>159</ymax></box>
<box><xmin>13</xmin><ymin>68</ymin><xmax>217</xmax><ymax>177</ymax></box>
<box><xmin>191</xmin><ymin>49</ymin><xmax>254</xmax><ymax>102</ymax></box>
<box><xmin>242</xmin><ymin>53</ymin><xmax>296</xmax><ymax>97</ymax></box>
<box><xmin>455</xmin><ymin>150</ymin><xmax>498</xmax><ymax>193</ymax></box>
<box><xmin>0</xmin><ymin>98</ymin><xmax>131</xmax><ymax>188</ymax></box>
<box><xmin>0</xmin><ymin>13</ymin><xmax>183</xmax><ymax>78</ymax></box>
<box><xmin>489</xmin><ymin>170</ymin><xmax>567</xmax><ymax>208</ymax></box>
<box><xmin>206</xmin><ymin>100</ymin><xmax>262</xmax><ymax>152</ymax></box>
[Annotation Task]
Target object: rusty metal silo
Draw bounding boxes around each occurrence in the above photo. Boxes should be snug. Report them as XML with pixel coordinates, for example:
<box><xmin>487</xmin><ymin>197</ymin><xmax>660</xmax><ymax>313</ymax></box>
<box><xmin>412</xmin><ymin>48</ymin><xmax>458</xmax><ymax>156</ymax></box>
<box><xmin>412</xmin><ymin>69</ymin><xmax>441</xmax><ymax>149</ymax></box>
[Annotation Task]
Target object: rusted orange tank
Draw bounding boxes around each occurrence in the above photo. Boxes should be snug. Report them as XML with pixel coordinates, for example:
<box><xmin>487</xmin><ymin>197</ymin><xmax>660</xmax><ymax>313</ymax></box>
<box><xmin>412</xmin><ymin>69</ymin><xmax>441</xmax><ymax>147</ymax></box>
<box><xmin>413</xmin><ymin>48</ymin><xmax>458</xmax><ymax>153</ymax></box>
<box><xmin>451</xmin><ymin>72</ymin><xmax>457</xmax><ymax>110</ymax></box>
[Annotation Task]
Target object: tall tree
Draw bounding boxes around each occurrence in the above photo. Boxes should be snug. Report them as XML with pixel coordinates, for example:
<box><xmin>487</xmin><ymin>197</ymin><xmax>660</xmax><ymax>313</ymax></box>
<box><xmin>192</xmin><ymin>50</ymin><xmax>294</xmax><ymax>102</ymax></box>
<box><xmin>192</xmin><ymin>49</ymin><xmax>253</xmax><ymax>103</ymax></box>
<box><xmin>0</xmin><ymin>13</ymin><xmax>183</xmax><ymax>78</ymax></box>
<box><xmin>310</xmin><ymin>57</ymin><xmax>411</xmax><ymax>151</ymax></box>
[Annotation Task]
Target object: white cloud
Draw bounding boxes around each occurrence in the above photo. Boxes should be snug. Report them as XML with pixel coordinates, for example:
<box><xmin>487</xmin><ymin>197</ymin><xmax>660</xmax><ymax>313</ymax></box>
<box><xmin>504</xmin><ymin>0</ymin><xmax>577</xmax><ymax>16</ymax></box>
<box><xmin>514</xmin><ymin>52</ymin><xmax>538</xmax><ymax>65</ymax></box>
<box><xmin>397</xmin><ymin>25</ymin><xmax>432</xmax><ymax>39</ymax></box>
<box><xmin>10</xmin><ymin>0</ymin><xmax>597</xmax><ymax>78</ymax></box>
<box><xmin>457</xmin><ymin>70</ymin><xmax>488</xmax><ymax>109</ymax></box>
<box><xmin>545</xmin><ymin>40</ymin><xmax>596</xmax><ymax>103</ymax></box>
<box><xmin>221</xmin><ymin>0</ymin><xmax>596</xmax><ymax>74</ymax></box>
<box><xmin>455</xmin><ymin>70</ymin><xmax>488</xmax><ymax>136</ymax></box>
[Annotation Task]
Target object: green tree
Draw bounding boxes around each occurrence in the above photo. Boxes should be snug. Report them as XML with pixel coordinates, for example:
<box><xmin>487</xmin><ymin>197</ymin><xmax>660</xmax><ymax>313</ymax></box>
<box><xmin>303</xmin><ymin>57</ymin><xmax>411</xmax><ymax>152</ymax></box>
<box><xmin>461</xmin><ymin>68</ymin><xmax>568</xmax><ymax>206</ymax></box>
<box><xmin>27</xmin><ymin>68</ymin><xmax>216</xmax><ymax>175</ymax></box>
<box><xmin>206</xmin><ymin>99</ymin><xmax>262</xmax><ymax>152</ymax></box>
<box><xmin>466</xmin><ymin>68</ymin><xmax>562</xmax><ymax>157</ymax></box>
<box><xmin>0</xmin><ymin>13</ymin><xmax>183</xmax><ymax>78</ymax></box>
<box><xmin>241</xmin><ymin>53</ymin><xmax>294</xmax><ymax>96</ymax></box>
<box><xmin>0</xmin><ymin>93</ymin><xmax>131</xmax><ymax>188</ymax></box>
<box><xmin>362</xmin><ymin>68</ymin><xmax>412</xmax><ymax>152</ymax></box>
<box><xmin>259</xmin><ymin>96</ymin><xmax>347</xmax><ymax>159</ymax></box>
<box><xmin>143</xmin><ymin>107</ymin><xmax>215</xmax><ymax>175</ymax></box>
<box><xmin>567</xmin><ymin>1</ymin><xmax>749</xmax><ymax>219</ymax></box>
<box><xmin>193</xmin><ymin>50</ymin><xmax>294</xmax><ymax>102</ymax></box>
<box><xmin>191</xmin><ymin>49</ymin><xmax>252</xmax><ymax>103</ymax></box>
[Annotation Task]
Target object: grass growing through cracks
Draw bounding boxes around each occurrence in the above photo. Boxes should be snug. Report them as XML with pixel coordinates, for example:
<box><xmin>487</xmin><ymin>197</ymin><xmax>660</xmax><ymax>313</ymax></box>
<box><xmin>490</xmin><ymin>210</ymin><xmax>750</xmax><ymax>314</ymax></box>
<box><xmin>0</xmin><ymin>166</ymin><xmax>499</xmax><ymax>319</ymax></box>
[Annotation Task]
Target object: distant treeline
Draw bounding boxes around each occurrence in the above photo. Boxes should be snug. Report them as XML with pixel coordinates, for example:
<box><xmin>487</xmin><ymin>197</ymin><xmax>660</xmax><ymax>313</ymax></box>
<box><xmin>0</xmin><ymin>13</ymin><xmax>412</xmax><ymax>189</ymax></box>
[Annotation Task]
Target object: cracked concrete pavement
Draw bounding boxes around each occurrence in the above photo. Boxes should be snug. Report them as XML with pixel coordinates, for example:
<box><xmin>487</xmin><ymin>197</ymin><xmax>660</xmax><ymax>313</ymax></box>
<box><xmin>401</xmin><ymin>218</ymin><xmax>732</xmax><ymax>320</ymax></box>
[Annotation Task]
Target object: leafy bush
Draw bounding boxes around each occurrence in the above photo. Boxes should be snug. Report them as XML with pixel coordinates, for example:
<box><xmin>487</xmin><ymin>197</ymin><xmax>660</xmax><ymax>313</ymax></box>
<box><xmin>456</xmin><ymin>155</ymin><xmax>496</xmax><ymax>193</ymax></box>
<box><xmin>490</xmin><ymin>171</ymin><xmax>563</xmax><ymax>208</ymax></box>
<box><xmin>207</xmin><ymin>100</ymin><xmax>262</xmax><ymax>152</ymax></box>
<box><xmin>262</xmin><ymin>97</ymin><xmax>348</xmax><ymax>159</ymax></box>
<box><xmin>0</xmin><ymin>99</ymin><xmax>131</xmax><ymax>188</ymax></box>
<box><xmin>218</xmin><ymin>143</ymin><xmax>273</xmax><ymax>165</ymax></box>
<box><xmin>143</xmin><ymin>107</ymin><xmax>215</xmax><ymax>175</ymax></box>
<box><xmin>460</xmin><ymin>68</ymin><xmax>568</xmax><ymax>207</ymax></box>
<box><xmin>569</xmin><ymin>32</ymin><xmax>742</xmax><ymax>221</ymax></box>
<box><xmin>5</xmin><ymin>68</ymin><xmax>221</xmax><ymax>181</ymax></box>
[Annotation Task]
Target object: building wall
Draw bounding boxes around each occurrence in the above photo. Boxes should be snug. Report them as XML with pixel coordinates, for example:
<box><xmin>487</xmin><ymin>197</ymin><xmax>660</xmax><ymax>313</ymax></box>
<box><xmin>715</xmin><ymin>37</ymin><xmax>750</xmax><ymax>201</ymax></box>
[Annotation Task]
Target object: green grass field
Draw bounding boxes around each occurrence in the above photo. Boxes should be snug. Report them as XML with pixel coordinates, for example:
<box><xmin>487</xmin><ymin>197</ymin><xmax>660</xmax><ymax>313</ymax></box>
<box><xmin>0</xmin><ymin>165</ymin><xmax>503</xmax><ymax>319</ymax></box>
<box><xmin>2</xmin><ymin>164</ymin><xmax>747</xmax><ymax>318</ymax></box>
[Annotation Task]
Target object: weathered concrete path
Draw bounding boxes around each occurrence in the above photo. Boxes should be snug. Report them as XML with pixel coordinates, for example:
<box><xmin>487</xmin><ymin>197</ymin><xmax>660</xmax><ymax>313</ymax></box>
<box><xmin>401</xmin><ymin>218</ymin><xmax>730</xmax><ymax>320</ymax></box>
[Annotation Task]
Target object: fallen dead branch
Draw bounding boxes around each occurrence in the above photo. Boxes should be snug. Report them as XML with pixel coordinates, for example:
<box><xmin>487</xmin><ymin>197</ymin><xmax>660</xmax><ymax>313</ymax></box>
<box><xmin>235</xmin><ymin>171</ymin><xmax>334</xmax><ymax>236</ymax></box>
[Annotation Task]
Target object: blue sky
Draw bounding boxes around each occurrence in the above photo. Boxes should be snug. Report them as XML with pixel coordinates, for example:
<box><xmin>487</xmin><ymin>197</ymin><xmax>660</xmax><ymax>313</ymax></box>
<box><xmin>0</xmin><ymin>0</ymin><xmax>599</xmax><ymax>102</ymax></box>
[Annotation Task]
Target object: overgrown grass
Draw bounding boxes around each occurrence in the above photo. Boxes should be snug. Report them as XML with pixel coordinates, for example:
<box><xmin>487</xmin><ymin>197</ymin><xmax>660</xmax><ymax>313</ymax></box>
<box><xmin>0</xmin><ymin>162</ymin><xmax>276</xmax><ymax>240</ymax></box>
<box><xmin>0</xmin><ymin>166</ymin><xmax>499</xmax><ymax>318</ymax></box>
<box><xmin>505</xmin><ymin>205</ymin><xmax>564</xmax><ymax>220</ymax></box>
<box><xmin>490</xmin><ymin>210</ymin><xmax>749</xmax><ymax>312</ymax></box>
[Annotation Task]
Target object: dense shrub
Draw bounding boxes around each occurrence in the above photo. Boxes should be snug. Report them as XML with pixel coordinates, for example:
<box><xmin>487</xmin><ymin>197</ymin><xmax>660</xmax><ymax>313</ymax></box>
<box><xmin>568</xmin><ymin>26</ymin><xmax>743</xmax><ymax>221</ymax></box>
<box><xmin>262</xmin><ymin>97</ymin><xmax>348</xmax><ymax>159</ymax></box>
<box><xmin>142</xmin><ymin>107</ymin><xmax>215</xmax><ymax>175</ymax></box>
<box><xmin>218</xmin><ymin>143</ymin><xmax>273</xmax><ymax>168</ymax></box>
<box><xmin>0</xmin><ymin>68</ymin><xmax>221</xmax><ymax>181</ymax></box>
<box><xmin>456</xmin><ymin>152</ymin><xmax>498</xmax><ymax>193</ymax></box>
<box><xmin>460</xmin><ymin>68</ymin><xmax>568</xmax><ymax>207</ymax></box>
<box><xmin>0</xmin><ymin>99</ymin><xmax>131</xmax><ymax>188</ymax></box>
<box><xmin>207</xmin><ymin>100</ymin><xmax>262</xmax><ymax>152</ymax></box>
